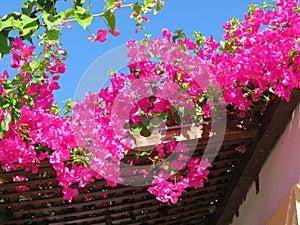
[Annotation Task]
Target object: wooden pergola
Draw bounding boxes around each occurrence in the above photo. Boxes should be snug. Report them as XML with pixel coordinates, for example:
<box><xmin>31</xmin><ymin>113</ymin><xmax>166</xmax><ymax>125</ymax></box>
<box><xmin>1</xmin><ymin>90</ymin><xmax>300</xmax><ymax>225</ymax></box>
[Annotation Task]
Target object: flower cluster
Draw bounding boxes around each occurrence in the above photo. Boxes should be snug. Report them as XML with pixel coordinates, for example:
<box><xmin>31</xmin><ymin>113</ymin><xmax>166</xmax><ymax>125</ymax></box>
<box><xmin>0</xmin><ymin>38</ymin><xmax>100</xmax><ymax>202</ymax></box>
<box><xmin>83</xmin><ymin>31</ymin><xmax>224</xmax><ymax>203</ymax></box>
<box><xmin>147</xmin><ymin>142</ymin><xmax>211</xmax><ymax>204</ymax></box>
<box><xmin>199</xmin><ymin>0</ymin><xmax>300</xmax><ymax>112</ymax></box>
<box><xmin>1</xmin><ymin>0</ymin><xmax>300</xmax><ymax>205</ymax></box>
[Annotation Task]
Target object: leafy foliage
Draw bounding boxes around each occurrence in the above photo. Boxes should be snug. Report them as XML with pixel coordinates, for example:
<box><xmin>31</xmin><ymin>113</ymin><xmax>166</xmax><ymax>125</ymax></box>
<box><xmin>0</xmin><ymin>0</ymin><xmax>165</xmax><ymax>59</ymax></box>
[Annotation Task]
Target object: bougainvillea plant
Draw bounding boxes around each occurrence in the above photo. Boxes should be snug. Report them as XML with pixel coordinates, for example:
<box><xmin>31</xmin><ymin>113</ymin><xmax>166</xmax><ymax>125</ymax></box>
<box><xmin>1</xmin><ymin>0</ymin><xmax>300</xmax><ymax>206</ymax></box>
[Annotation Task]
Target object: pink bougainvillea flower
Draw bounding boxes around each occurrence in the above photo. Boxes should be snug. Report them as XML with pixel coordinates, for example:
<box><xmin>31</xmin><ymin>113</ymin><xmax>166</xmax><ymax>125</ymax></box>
<box><xmin>94</xmin><ymin>29</ymin><xmax>108</xmax><ymax>42</ymax></box>
<box><xmin>11</xmin><ymin>37</ymin><xmax>35</xmax><ymax>58</ymax></box>
<box><xmin>235</xmin><ymin>144</ymin><xmax>247</xmax><ymax>154</ymax></box>
<box><xmin>13</xmin><ymin>175</ymin><xmax>27</xmax><ymax>182</ymax></box>
<box><xmin>148</xmin><ymin>177</ymin><xmax>189</xmax><ymax>204</ymax></box>
<box><xmin>114</xmin><ymin>1</ymin><xmax>122</xmax><ymax>8</ymax></box>
<box><xmin>48</xmin><ymin>81</ymin><xmax>60</xmax><ymax>91</ymax></box>
<box><xmin>183</xmin><ymin>38</ymin><xmax>197</xmax><ymax>50</ymax></box>
<box><xmin>10</xmin><ymin>53</ymin><xmax>25</xmax><ymax>69</ymax></box>
<box><xmin>162</xmin><ymin>28</ymin><xmax>173</xmax><ymax>41</ymax></box>
<box><xmin>57</xmin><ymin>48</ymin><xmax>67</xmax><ymax>55</ymax></box>
<box><xmin>110</xmin><ymin>29</ymin><xmax>121</xmax><ymax>36</ymax></box>
<box><xmin>60</xmin><ymin>18</ymin><xmax>69</xmax><ymax>25</ymax></box>
<box><xmin>62</xmin><ymin>187</ymin><xmax>79</xmax><ymax>202</ymax></box>
<box><xmin>49</xmin><ymin>62</ymin><xmax>66</xmax><ymax>74</ymax></box>
<box><xmin>11</xmin><ymin>37</ymin><xmax>25</xmax><ymax>50</ymax></box>
<box><xmin>15</xmin><ymin>185</ymin><xmax>30</xmax><ymax>192</ymax></box>
<box><xmin>87</xmin><ymin>36</ymin><xmax>93</xmax><ymax>42</ymax></box>
<box><xmin>0</xmin><ymin>70</ymin><xmax>9</xmax><ymax>83</ymax></box>
<box><xmin>171</xmin><ymin>160</ymin><xmax>186</xmax><ymax>171</ymax></box>
<box><xmin>141</xmin><ymin>15</ymin><xmax>149</xmax><ymax>22</ymax></box>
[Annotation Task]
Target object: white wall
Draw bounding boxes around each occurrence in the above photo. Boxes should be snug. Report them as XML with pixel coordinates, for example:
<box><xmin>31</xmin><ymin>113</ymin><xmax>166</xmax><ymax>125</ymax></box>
<box><xmin>231</xmin><ymin>103</ymin><xmax>300</xmax><ymax>225</ymax></box>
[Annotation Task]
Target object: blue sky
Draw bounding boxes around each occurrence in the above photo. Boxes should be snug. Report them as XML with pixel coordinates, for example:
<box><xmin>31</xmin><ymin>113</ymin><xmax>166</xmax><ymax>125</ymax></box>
<box><xmin>0</xmin><ymin>0</ymin><xmax>265</xmax><ymax>104</ymax></box>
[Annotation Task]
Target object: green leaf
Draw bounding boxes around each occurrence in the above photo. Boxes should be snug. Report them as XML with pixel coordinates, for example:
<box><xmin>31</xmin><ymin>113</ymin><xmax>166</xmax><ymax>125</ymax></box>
<box><xmin>140</xmin><ymin>151</ymin><xmax>151</xmax><ymax>156</ymax></box>
<box><xmin>37</xmin><ymin>0</ymin><xmax>56</xmax><ymax>14</ymax></box>
<box><xmin>220</xmin><ymin>41</ymin><xmax>225</xmax><ymax>49</ymax></box>
<box><xmin>12</xmin><ymin>20</ymin><xmax>23</xmax><ymax>30</ymax></box>
<box><xmin>177</xmin><ymin>72</ymin><xmax>182</xmax><ymax>80</ymax></box>
<box><xmin>150</xmin><ymin>118</ymin><xmax>162</xmax><ymax>128</ymax></box>
<box><xmin>160</xmin><ymin>112</ymin><xmax>168</xmax><ymax>121</ymax></box>
<box><xmin>63</xmin><ymin>98</ymin><xmax>74</xmax><ymax>118</ymax></box>
<box><xmin>45</xmin><ymin>29</ymin><xmax>59</xmax><ymax>40</ymax></box>
<box><xmin>73</xmin><ymin>0</ymin><xmax>86</xmax><ymax>8</ymax></box>
<box><xmin>182</xmin><ymin>83</ymin><xmax>189</xmax><ymax>90</ymax></box>
<box><xmin>174</xmin><ymin>114</ymin><xmax>181</xmax><ymax>125</ymax></box>
<box><xmin>130</xmin><ymin>121</ymin><xmax>141</xmax><ymax>128</ymax></box>
<box><xmin>104</xmin><ymin>0</ymin><xmax>120</xmax><ymax>9</ymax></box>
<box><xmin>208</xmin><ymin>206</ymin><xmax>216</xmax><ymax>214</ymax></box>
<box><xmin>154</xmin><ymin>1</ymin><xmax>164</xmax><ymax>15</ymax></box>
<box><xmin>86</xmin><ymin>4</ymin><xmax>92</xmax><ymax>13</ymax></box>
<box><xmin>0</xmin><ymin>17</ymin><xmax>13</xmax><ymax>31</ymax></box>
<box><xmin>74</xmin><ymin>6</ymin><xmax>86</xmax><ymax>15</ymax></box>
<box><xmin>42</xmin><ymin>11</ymin><xmax>64</xmax><ymax>29</ymax></box>
<box><xmin>142</xmin><ymin>116</ymin><xmax>149</xmax><ymax>126</ymax></box>
<box><xmin>22</xmin><ymin>0</ymin><xmax>36</xmax><ymax>16</ymax></box>
<box><xmin>2</xmin><ymin>12</ymin><xmax>21</xmax><ymax>21</ymax></box>
<box><xmin>11</xmin><ymin>80</ymin><xmax>24</xmax><ymax>86</ymax></box>
<box><xmin>75</xmin><ymin>13</ymin><xmax>92</xmax><ymax>29</ymax></box>
<box><xmin>65</xmin><ymin>8</ymin><xmax>75</xmax><ymax>18</ymax></box>
<box><xmin>20</xmin><ymin>64</ymin><xmax>32</xmax><ymax>73</ymax></box>
<box><xmin>140</xmin><ymin>125</ymin><xmax>151</xmax><ymax>137</ymax></box>
<box><xmin>21</xmin><ymin>14</ymin><xmax>38</xmax><ymax>36</ymax></box>
<box><xmin>11</xmin><ymin>108</ymin><xmax>21</xmax><ymax>124</ymax></box>
<box><xmin>178</xmin><ymin>106</ymin><xmax>185</xmax><ymax>116</ymax></box>
<box><xmin>1</xmin><ymin>113</ymin><xmax>11</xmax><ymax>132</ymax></box>
<box><xmin>27</xmin><ymin>97</ymin><xmax>35</xmax><ymax>109</ymax></box>
<box><xmin>29</xmin><ymin>61</ymin><xmax>40</xmax><ymax>70</ymax></box>
<box><xmin>291</xmin><ymin>48</ymin><xmax>297</xmax><ymax>59</ymax></box>
<box><xmin>22</xmin><ymin>21</ymin><xmax>38</xmax><ymax>36</ymax></box>
<box><xmin>152</xmin><ymin>112</ymin><xmax>161</xmax><ymax>117</ymax></box>
<box><xmin>22</xmin><ymin>31</ymin><xmax>34</xmax><ymax>44</ymax></box>
<box><xmin>0</xmin><ymin>34</ymin><xmax>11</xmax><ymax>58</ymax></box>
<box><xmin>129</xmin><ymin>121</ymin><xmax>143</xmax><ymax>133</ymax></box>
<box><xmin>144</xmin><ymin>0</ymin><xmax>156</xmax><ymax>8</ymax></box>
<box><xmin>103</xmin><ymin>10</ymin><xmax>116</xmax><ymax>31</ymax></box>
<box><xmin>132</xmin><ymin>3</ymin><xmax>142</xmax><ymax>16</ymax></box>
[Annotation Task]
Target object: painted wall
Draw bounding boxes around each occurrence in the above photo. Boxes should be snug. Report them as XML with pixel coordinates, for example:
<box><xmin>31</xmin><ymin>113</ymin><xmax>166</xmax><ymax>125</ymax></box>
<box><xmin>231</xmin><ymin>103</ymin><xmax>300</xmax><ymax>225</ymax></box>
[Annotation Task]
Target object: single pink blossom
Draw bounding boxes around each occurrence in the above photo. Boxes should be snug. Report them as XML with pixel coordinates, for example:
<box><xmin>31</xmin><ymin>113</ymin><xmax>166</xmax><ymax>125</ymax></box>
<box><xmin>162</xmin><ymin>28</ymin><xmax>173</xmax><ymax>41</ymax></box>
<box><xmin>183</xmin><ymin>38</ymin><xmax>197</xmax><ymax>50</ymax></box>
<box><xmin>87</xmin><ymin>36</ymin><xmax>93</xmax><ymax>42</ymax></box>
<box><xmin>114</xmin><ymin>2</ymin><xmax>122</xmax><ymax>8</ymax></box>
<box><xmin>141</xmin><ymin>15</ymin><xmax>149</xmax><ymax>22</ymax></box>
<box><xmin>94</xmin><ymin>29</ymin><xmax>108</xmax><ymax>42</ymax></box>
<box><xmin>111</xmin><ymin>29</ymin><xmax>121</xmax><ymax>36</ymax></box>
<box><xmin>235</xmin><ymin>144</ymin><xmax>247</xmax><ymax>154</ymax></box>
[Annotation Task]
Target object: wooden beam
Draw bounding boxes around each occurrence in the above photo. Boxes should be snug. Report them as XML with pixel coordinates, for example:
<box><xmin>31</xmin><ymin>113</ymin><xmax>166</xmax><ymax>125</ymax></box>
<box><xmin>211</xmin><ymin>90</ymin><xmax>300</xmax><ymax>225</ymax></box>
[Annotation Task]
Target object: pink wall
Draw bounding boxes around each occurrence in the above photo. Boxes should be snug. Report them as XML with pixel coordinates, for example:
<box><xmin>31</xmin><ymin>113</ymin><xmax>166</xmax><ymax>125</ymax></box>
<box><xmin>232</xmin><ymin>103</ymin><xmax>300</xmax><ymax>225</ymax></box>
